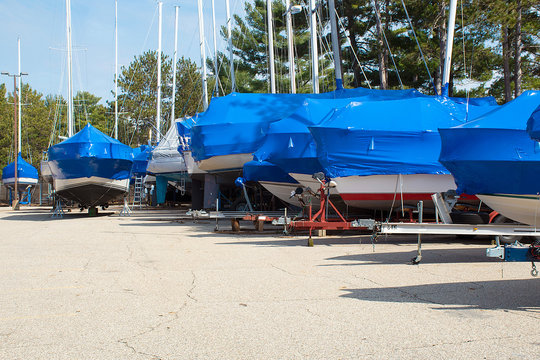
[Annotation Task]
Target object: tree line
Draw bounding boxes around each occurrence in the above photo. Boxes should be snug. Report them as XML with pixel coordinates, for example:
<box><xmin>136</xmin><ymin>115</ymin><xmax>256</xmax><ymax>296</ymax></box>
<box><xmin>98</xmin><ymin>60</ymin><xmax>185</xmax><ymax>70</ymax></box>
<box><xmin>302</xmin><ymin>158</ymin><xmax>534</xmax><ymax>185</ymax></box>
<box><xmin>0</xmin><ymin>0</ymin><xmax>538</xmax><ymax>177</ymax></box>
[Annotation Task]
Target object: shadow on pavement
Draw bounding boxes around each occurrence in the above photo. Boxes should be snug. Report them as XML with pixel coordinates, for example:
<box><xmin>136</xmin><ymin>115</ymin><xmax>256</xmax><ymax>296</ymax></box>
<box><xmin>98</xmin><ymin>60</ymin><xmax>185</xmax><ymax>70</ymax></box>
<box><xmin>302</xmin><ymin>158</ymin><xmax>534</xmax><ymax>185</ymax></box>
<box><xmin>324</xmin><ymin>247</ymin><xmax>498</xmax><ymax>265</ymax></box>
<box><xmin>340</xmin><ymin>278</ymin><xmax>540</xmax><ymax>312</ymax></box>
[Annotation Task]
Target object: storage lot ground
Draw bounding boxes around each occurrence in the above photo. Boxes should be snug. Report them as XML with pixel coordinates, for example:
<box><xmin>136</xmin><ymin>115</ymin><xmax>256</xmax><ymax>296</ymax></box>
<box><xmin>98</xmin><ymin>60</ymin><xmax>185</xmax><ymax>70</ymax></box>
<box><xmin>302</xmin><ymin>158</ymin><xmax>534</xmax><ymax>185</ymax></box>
<box><xmin>0</xmin><ymin>206</ymin><xmax>538</xmax><ymax>359</ymax></box>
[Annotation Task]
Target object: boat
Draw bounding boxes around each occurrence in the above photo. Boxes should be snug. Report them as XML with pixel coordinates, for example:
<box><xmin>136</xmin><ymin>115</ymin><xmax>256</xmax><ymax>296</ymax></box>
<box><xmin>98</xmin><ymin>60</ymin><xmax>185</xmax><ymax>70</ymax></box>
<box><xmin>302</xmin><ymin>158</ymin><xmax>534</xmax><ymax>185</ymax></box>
<box><xmin>45</xmin><ymin>0</ymin><xmax>134</xmax><ymax>211</ymax></box>
<box><xmin>246</xmin><ymin>91</ymin><xmax>429</xmax><ymax>207</ymax></box>
<box><xmin>2</xmin><ymin>153</ymin><xmax>39</xmax><ymax>196</ymax></box>
<box><xmin>242</xmin><ymin>160</ymin><xmax>303</xmax><ymax>208</ymax></box>
<box><xmin>176</xmin><ymin>117</ymin><xmax>206</xmax><ymax>178</ymax></box>
<box><xmin>439</xmin><ymin>90</ymin><xmax>540</xmax><ymax>225</ymax></box>
<box><xmin>131</xmin><ymin>144</ymin><xmax>153</xmax><ymax>177</ymax></box>
<box><xmin>308</xmin><ymin>95</ymin><xmax>498</xmax><ymax>210</ymax></box>
<box><xmin>1</xmin><ymin>38</ymin><xmax>39</xmax><ymax>203</ymax></box>
<box><xmin>526</xmin><ymin>104</ymin><xmax>540</xmax><ymax>141</ymax></box>
<box><xmin>47</xmin><ymin>123</ymin><xmax>133</xmax><ymax>208</ymax></box>
<box><xmin>190</xmin><ymin>88</ymin><xmax>418</xmax><ymax>176</ymax></box>
<box><xmin>146</xmin><ymin>120</ymin><xmax>189</xmax><ymax>204</ymax></box>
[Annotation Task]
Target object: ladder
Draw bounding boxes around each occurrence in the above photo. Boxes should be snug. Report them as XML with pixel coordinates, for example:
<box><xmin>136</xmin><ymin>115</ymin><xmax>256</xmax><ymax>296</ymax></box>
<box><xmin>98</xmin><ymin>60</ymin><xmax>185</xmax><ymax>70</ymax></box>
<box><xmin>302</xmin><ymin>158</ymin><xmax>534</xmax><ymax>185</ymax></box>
<box><xmin>132</xmin><ymin>176</ymin><xmax>145</xmax><ymax>208</ymax></box>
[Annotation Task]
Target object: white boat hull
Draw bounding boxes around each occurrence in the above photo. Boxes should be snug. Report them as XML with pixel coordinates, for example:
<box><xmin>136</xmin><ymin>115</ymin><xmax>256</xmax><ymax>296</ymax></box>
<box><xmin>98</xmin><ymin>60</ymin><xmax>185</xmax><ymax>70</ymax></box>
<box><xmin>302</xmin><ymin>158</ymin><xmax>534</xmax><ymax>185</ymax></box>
<box><xmin>146</xmin><ymin>157</ymin><xmax>186</xmax><ymax>175</ymax></box>
<box><xmin>54</xmin><ymin>176</ymin><xmax>129</xmax><ymax>193</ymax></box>
<box><xmin>182</xmin><ymin>150</ymin><xmax>206</xmax><ymax>175</ymax></box>
<box><xmin>289</xmin><ymin>173</ymin><xmax>339</xmax><ymax>195</ymax></box>
<box><xmin>259</xmin><ymin>181</ymin><xmax>309</xmax><ymax>208</ymax></box>
<box><xmin>40</xmin><ymin>160</ymin><xmax>53</xmax><ymax>183</ymax></box>
<box><xmin>197</xmin><ymin>153</ymin><xmax>253</xmax><ymax>173</ymax></box>
<box><xmin>53</xmin><ymin>176</ymin><xmax>130</xmax><ymax>206</ymax></box>
<box><xmin>478</xmin><ymin>194</ymin><xmax>540</xmax><ymax>226</ymax></box>
<box><xmin>2</xmin><ymin>177</ymin><xmax>38</xmax><ymax>187</ymax></box>
<box><xmin>333</xmin><ymin>174</ymin><xmax>457</xmax><ymax>209</ymax></box>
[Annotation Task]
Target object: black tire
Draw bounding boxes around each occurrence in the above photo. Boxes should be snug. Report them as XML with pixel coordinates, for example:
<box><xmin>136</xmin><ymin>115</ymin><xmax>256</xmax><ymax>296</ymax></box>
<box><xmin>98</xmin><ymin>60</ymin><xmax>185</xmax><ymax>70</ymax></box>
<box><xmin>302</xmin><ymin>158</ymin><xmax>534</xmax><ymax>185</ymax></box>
<box><xmin>492</xmin><ymin>215</ymin><xmax>523</xmax><ymax>244</ymax></box>
<box><xmin>230</xmin><ymin>198</ymin><xmax>250</xmax><ymax>211</ymax></box>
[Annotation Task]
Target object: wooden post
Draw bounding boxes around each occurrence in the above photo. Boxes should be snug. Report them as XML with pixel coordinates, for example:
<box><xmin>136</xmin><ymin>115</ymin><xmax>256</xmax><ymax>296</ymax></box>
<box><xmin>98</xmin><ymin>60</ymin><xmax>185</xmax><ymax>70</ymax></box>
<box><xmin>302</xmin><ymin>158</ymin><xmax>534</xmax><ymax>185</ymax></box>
<box><xmin>231</xmin><ymin>218</ymin><xmax>241</xmax><ymax>232</ymax></box>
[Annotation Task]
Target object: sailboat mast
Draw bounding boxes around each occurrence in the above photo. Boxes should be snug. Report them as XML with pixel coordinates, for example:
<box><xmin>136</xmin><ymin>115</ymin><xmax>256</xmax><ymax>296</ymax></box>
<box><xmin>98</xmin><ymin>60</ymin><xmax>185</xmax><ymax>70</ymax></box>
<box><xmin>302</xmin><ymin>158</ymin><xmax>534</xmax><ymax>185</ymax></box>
<box><xmin>328</xmin><ymin>0</ymin><xmax>343</xmax><ymax>90</ymax></box>
<box><xmin>114</xmin><ymin>0</ymin><xmax>118</xmax><ymax>139</ymax></box>
<box><xmin>442</xmin><ymin>0</ymin><xmax>458</xmax><ymax>96</ymax></box>
<box><xmin>66</xmin><ymin>0</ymin><xmax>74</xmax><ymax>137</ymax></box>
<box><xmin>156</xmin><ymin>1</ymin><xmax>163</xmax><ymax>142</ymax></box>
<box><xmin>225</xmin><ymin>0</ymin><xmax>235</xmax><ymax>92</ymax></box>
<box><xmin>171</xmin><ymin>6</ymin><xmax>179</xmax><ymax>125</ymax></box>
<box><xmin>211</xmin><ymin>0</ymin><xmax>219</xmax><ymax>96</ymax></box>
<box><xmin>267</xmin><ymin>0</ymin><xmax>276</xmax><ymax>93</ymax></box>
<box><xmin>17</xmin><ymin>37</ymin><xmax>22</xmax><ymax>150</ymax></box>
<box><xmin>309</xmin><ymin>0</ymin><xmax>319</xmax><ymax>94</ymax></box>
<box><xmin>285</xmin><ymin>0</ymin><xmax>296</xmax><ymax>94</ymax></box>
<box><xmin>197</xmin><ymin>0</ymin><xmax>209</xmax><ymax>111</ymax></box>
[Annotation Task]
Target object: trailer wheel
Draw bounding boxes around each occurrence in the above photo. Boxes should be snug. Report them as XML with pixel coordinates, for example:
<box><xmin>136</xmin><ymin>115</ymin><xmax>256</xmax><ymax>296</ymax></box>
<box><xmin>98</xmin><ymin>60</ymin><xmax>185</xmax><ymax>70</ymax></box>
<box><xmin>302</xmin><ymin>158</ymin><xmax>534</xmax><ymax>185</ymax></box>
<box><xmin>230</xmin><ymin>199</ymin><xmax>250</xmax><ymax>211</ymax></box>
<box><xmin>492</xmin><ymin>215</ymin><xmax>523</xmax><ymax>244</ymax></box>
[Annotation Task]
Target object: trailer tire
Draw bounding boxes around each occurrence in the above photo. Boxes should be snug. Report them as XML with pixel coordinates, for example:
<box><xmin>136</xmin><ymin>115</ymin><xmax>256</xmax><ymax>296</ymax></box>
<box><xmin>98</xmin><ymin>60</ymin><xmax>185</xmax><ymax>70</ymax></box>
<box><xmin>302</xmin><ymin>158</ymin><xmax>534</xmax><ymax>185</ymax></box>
<box><xmin>492</xmin><ymin>215</ymin><xmax>523</xmax><ymax>244</ymax></box>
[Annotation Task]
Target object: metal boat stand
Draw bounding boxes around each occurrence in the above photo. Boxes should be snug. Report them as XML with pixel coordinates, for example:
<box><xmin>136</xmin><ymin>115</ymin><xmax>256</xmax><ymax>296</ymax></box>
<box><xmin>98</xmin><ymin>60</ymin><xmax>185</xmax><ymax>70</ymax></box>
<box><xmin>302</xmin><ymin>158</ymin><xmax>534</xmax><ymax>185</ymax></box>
<box><xmin>119</xmin><ymin>196</ymin><xmax>132</xmax><ymax>217</ymax></box>
<box><xmin>51</xmin><ymin>198</ymin><xmax>65</xmax><ymax>219</ymax></box>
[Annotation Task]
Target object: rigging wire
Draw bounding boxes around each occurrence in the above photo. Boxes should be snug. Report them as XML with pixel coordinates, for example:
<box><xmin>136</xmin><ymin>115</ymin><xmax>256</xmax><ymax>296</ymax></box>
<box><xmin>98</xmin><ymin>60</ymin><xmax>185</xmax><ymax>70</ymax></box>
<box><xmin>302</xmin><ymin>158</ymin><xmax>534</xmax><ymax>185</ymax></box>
<box><xmin>335</xmin><ymin>10</ymin><xmax>372</xmax><ymax>88</ymax></box>
<box><xmin>371</xmin><ymin>1</ymin><xmax>404</xmax><ymax>89</ymax></box>
<box><xmin>119</xmin><ymin>5</ymin><xmax>158</xmax><ymax>115</ymax></box>
<box><xmin>316</xmin><ymin>5</ymin><xmax>335</xmax><ymax>92</ymax></box>
<box><xmin>398</xmin><ymin>0</ymin><xmax>436</xmax><ymax>93</ymax></box>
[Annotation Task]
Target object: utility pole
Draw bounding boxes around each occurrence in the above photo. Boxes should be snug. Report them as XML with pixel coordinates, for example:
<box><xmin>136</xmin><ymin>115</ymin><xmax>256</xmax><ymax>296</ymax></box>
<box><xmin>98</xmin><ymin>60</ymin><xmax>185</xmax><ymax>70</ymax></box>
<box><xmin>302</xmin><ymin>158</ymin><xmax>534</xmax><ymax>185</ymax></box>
<box><xmin>2</xmin><ymin>71</ymin><xmax>28</xmax><ymax>210</ymax></box>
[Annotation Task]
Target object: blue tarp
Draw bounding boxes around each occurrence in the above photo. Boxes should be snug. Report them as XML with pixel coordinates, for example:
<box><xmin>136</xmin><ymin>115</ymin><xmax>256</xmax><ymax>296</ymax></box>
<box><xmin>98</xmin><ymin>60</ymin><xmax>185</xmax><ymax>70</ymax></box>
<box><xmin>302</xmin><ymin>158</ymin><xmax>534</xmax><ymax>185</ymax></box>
<box><xmin>132</xmin><ymin>145</ymin><xmax>153</xmax><ymax>176</ymax></box>
<box><xmin>48</xmin><ymin>123</ymin><xmax>133</xmax><ymax>180</ymax></box>
<box><xmin>526</xmin><ymin>104</ymin><xmax>540</xmax><ymax>141</ymax></box>
<box><xmin>251</xmin><ymin>91</ymin><xmax>464</xmax><ymax>179</ymax></box>
<box><xmin>176</xmin><ymin>117</ymin><xmax>196</xmax><ymax>153</ymax></box>
<box><xmin>190</xmin><ymin>88</ymin><xmax>425</xmax><ymax>162</ymax></box>
<box><xmin>243</xmin><ymin>160</ymin><xmax>298</xmax><ymax>184</ymax></box>
<box><xmin>309</xmin><ymin>96</ymin><xmax>498</xmax><ymax>179</ymax></box>
<box><xmin>439</xmin><ymin>90</ymin><xmax>540</xmax><ymax>195</ymax></box>
<box><xmin>2</xmin><ymin>153</ymin><xmax>38</xmax><ymax>183</ymax></box>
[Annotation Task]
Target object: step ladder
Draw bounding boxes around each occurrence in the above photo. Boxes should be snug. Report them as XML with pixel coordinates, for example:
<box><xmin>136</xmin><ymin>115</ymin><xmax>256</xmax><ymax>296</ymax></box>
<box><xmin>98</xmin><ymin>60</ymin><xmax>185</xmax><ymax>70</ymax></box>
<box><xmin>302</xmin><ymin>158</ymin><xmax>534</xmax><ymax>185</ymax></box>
<box><xmin>132</xmin><ymin>176</ymin><xmax>145</xmax><ymax>209</ymax></box>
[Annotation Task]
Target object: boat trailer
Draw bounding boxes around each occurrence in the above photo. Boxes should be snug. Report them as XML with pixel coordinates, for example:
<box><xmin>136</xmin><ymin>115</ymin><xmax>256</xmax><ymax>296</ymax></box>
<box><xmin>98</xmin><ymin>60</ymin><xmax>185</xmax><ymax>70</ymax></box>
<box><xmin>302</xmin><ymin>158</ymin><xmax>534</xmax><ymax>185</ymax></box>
<box><xmin>272</xmin><ymin>179</ymin><xmax>540</xmax><ymax>276</ymax></box>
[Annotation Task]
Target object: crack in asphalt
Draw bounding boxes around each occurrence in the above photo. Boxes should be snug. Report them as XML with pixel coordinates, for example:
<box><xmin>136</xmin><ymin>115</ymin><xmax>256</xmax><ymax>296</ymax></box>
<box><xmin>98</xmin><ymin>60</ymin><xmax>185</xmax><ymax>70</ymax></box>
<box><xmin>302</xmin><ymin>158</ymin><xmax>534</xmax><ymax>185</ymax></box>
<box><xmin>116</xmin><ymin>271</ymin><xmax>198</xmax><ymax>358</ymax></box>
<box><xmin>270</xmin><ymin>263</ymin><xmax>297</xmax><ymax>276</ymax></box>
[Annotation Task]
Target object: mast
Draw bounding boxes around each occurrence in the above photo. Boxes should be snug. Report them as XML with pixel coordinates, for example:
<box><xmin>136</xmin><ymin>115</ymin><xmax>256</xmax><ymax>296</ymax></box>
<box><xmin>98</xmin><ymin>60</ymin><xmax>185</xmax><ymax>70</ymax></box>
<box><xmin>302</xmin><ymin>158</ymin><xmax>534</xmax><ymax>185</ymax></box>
<box><xmin>285</xmin><ymin>0</ymin><xmax>296</xmax><ymax>93</ymax></box>
<box><xmin>114</xmin><ymin>0</ymin><xmax>118</xmax><ymax>139</ymax></box>
<box><xmin>197</xmin><ymin>0</ymin><xmax>209</xmax><ymax>110</ymax></box>
<box><xmin>211</xmin><ymin>0</ymin><xmax>219</xmax><ymax>96</ymax></box>
<box><xmin>13</xmin><ymin>76</ymin><xmax>19</xmax><ymax>208</ymax></box>
<box><xmin>442</xmin><ymin>0</ymin><xmax>458</xmax><ymax>96</ymax></box>
<box><xmin>267</xmin><ymin>0</ymin><xmax>276</xmax><ymax>93</ymax></box>
<box><xmin>171</xmin><ymin>5</ymin><xmax>179</xmax><ymax>125</ymax></box>
<box><xmin>156</xmin><ymin>1</ymin><xmax>163</xmax><ymax>142</ymax></box>
<box><xmin>328</xmin><ymin>0</ymin><xmax>343</xmax><ymax>90</ymax></box>
<box><xmin>309</xmin><ymin>0</ymin><xmax>319</xmax><ymax>93</ymax></box>
<box><xmin>17</xmin><ymin>37</ymin><xmax>22</xmax><ymax>150</ymax></box>
<box><xmin>66</xmin><ymin>0</ymin><xmax>74</xmax><ymax>137</ymax></box>
<box><xmin>225</xmin><ymin>0</ymin><xmax>235</xmax><ymax>92</ymax></box>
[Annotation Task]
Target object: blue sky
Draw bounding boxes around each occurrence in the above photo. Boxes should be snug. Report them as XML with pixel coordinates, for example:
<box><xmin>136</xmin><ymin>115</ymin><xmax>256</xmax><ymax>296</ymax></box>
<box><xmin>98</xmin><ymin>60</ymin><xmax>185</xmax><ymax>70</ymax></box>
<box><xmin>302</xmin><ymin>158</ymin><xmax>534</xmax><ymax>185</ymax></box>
<box><xmin>0</xmin><ymin>0</ymin><xmax>246</xmax><ymax>104</ymax></box>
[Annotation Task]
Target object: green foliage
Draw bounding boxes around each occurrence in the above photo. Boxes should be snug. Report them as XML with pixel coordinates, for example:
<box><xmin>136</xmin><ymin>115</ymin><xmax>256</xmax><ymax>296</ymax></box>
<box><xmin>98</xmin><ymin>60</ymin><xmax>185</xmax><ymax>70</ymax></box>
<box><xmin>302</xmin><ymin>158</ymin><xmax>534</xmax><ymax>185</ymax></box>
<box><xmin>116</xmin><ymin>51</ymin><xmax>203</xmax><ymax>146</ymax></box>
<box><xmin>1</xmin><ymin>0</ymin><xmax>538</xmax><ymax>180</ymax></box>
